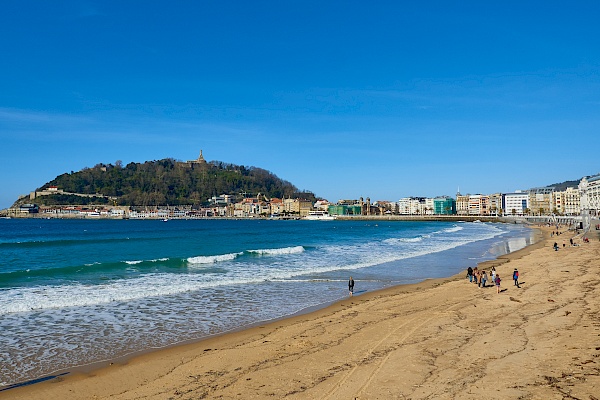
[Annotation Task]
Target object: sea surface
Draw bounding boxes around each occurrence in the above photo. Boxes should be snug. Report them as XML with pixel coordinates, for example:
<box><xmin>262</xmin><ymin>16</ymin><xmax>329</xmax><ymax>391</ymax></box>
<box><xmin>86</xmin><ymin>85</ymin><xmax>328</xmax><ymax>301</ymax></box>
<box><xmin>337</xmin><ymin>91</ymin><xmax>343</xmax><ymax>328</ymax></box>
<box><xmin>0</xmin><ymin>218</ymin><xmax>534</xmax><ymax>387</ymax></box>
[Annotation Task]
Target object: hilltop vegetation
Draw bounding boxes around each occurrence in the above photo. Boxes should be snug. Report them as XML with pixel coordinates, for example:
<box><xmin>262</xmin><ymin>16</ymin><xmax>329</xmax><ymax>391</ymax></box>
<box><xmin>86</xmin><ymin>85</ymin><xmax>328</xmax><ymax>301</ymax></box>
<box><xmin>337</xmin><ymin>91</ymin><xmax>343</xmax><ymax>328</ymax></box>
<box><xmin>36</xmin><ymin>159</ymin><xmax>315</xmax><ymax>206</ymax></box>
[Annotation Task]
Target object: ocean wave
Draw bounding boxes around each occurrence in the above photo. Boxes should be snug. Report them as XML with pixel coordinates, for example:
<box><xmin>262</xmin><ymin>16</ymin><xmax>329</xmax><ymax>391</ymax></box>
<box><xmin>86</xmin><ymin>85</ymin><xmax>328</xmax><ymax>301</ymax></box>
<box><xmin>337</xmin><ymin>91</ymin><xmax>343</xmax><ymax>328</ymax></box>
<box><xmin>443</xmin><ymin>225</ymin><xmax>463</xmax><ymax>233</ymax></box>
<box><xmin>0</xmin><ymin>231</ymin><xmax>510</xmax><ymax>315</ymax></box>
<box><xmin>124</xmin><ymin>257</ymin><xmax>171</xmax><ymax>265</ymax></box>
<box><xmin>247</xmin><ymin>246</ymin><xmax>305</xmax><ymax>255</ymax></box>
<box><xmin>383</xmin><ymin>236</ymin><xmax>424</xmax><ymax>244</ymax></box>
<box><xmin>0</xmin><ymin>236</ymin><xmax>151</xmax><ymax>249</ymax></box>
<box><xmin>0</xmin><ymin>223</ymin><xmax>513</xmax><ymax>315</ymax></box>
<box><xmin>187</xmin><ymin>252</ymin><xmax>243</xmax><ymax>265</ymax></box>
<box><xmin>0</xmin><ymin>272</ymin><xmax>270</xmax><ymax>315</ymax></box>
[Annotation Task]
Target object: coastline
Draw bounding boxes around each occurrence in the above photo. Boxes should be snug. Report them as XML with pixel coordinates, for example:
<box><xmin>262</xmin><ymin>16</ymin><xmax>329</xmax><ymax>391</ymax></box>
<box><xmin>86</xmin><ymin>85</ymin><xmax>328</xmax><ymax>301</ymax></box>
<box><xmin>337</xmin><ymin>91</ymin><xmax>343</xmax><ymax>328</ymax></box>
<box><xmin>4</xmin><ymin>225</ymin><xmax>600</xmax><ymax>399</ymax></box>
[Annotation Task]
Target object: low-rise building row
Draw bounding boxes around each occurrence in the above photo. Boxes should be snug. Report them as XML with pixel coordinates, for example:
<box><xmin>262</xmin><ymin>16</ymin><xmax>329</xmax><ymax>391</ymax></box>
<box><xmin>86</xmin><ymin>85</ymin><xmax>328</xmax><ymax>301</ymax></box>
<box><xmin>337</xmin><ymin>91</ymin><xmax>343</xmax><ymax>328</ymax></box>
<box><xmin>10</xmin><ymin>174</ymin><xmax>600</xmax><ymax>219</ymax></box>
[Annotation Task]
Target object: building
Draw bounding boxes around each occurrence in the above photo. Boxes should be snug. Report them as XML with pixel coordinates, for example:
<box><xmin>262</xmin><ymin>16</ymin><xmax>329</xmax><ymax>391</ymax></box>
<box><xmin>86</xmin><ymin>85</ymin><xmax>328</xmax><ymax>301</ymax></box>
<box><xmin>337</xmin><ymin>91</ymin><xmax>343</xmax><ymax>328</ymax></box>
<box><xmin>209</xmin><ymin>194</ymin><xmax>234</xmax><ymax>205</ymax></box>
<box><xmin>19</xmin><ymin>203</ymin><xmax>39</xmax><ymax>213</ymax></box>
<box><xmin>328</xmin><ymin>204</ymin><xmax>362</xmax><ymax>216</ymax></box>
<box><xmin>552</xmin><ymin>187</ymin><xmax>580</xmax><ymax>216</ymax></box>
<box><xmin>398</xmin><ymin>197</ymin><xmax>425</xmax><ymax>215</ymax></box>
<box><xmin>269</xmin><ymin>198</ymin><xmax>284</xmax><ymax>216</ymax></box>
<box><xmin>468</xmin><ymin>194</ymin><xmax>489</xmax><ymax>215</ymax></box>
<box><xmin>283</xmin><ymin>198</ymin><xmax>313</xmax><ymax>217</ymax></box>
<box><xmin>503</xmin><ymin>192</ymin><xmax>529</xmax><ymax>216</ymax></box>
<box><xmin>313</xmin><ymin>200</ymin><xmax>331</xmax><ymax>211</ymax></box>
<box><xmin>581</xmin><ymin>174</ymin><xmax>600</xmax><ymax>216</ymax></box>
<box><xmin>374</xmin><ymin>200</ymin><xmax>395</xmax><ymax>214</ymax></box>
<box><xmin>433</xmin><ymin>196</ymin><xmax>456</xmax><ymax>215</ymax></box>
<box><xmin>562</xmin><ymin>187</ymin><xmax>581</xmax><ymax>216</ymax></box>
<box><xmin>488</xmin><ymin>193</ymin><xmax>503</xmax><ymax>216</ymax></box>
<box><xmin>528</xmin><ymin>187</ymin><xmax>555</xmax><ymax>215</ymax></box>
<box><xmin>455</xmin><ymin>193</ymin><xmax>470</xmax><ymax>216</ymax></box>
<box><xmin>424</xmin><ymin>198</ymin><xmax>435</xmax><ymax>215</ymax></box>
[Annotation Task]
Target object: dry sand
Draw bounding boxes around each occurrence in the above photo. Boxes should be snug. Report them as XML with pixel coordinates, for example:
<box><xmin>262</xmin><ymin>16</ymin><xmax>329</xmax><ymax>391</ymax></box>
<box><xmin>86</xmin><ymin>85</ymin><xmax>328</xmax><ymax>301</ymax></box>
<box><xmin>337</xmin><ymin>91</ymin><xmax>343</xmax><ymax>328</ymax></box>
<box><xmin>3</xmin><ymin>225</ymin><xmax>600</xmax><ymax>399</ymax></box>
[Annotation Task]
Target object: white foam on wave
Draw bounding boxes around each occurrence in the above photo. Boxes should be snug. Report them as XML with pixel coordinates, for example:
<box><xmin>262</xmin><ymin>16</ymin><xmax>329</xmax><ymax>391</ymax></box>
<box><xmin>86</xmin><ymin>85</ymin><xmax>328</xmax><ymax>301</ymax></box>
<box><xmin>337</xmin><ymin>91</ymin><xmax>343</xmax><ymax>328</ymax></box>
<box><xmin>84</xmin><ymin>262</ymin><xmax>102</xmax><ymax>267</ymax></box>
<box><xmin>125</xmin><ymin>257</ymin><xmax>170</xmax><ymax>265</ymax></box>
<box><xmin>248</xmin><ymin>246</ymin><xmax>305</xmax><ymax>255</ymax></box>
<box><xmin>384</xmin><ymin>236</ymin><xmax>424</xmax><ymax>244</ymax></box>
<box><xmin>443</xmin><ymin>225</ymin><xmax>463</xmax><ymax>233</ymax></box>
<box><xmin>187</xmin><ymin>252</ymin><xmax>243</xmax><ymax>265</ymax></box>
<box><xmin>0</xmin><ymin>272</ymin><xmax>255</xmax><ymax>315</ymax></box>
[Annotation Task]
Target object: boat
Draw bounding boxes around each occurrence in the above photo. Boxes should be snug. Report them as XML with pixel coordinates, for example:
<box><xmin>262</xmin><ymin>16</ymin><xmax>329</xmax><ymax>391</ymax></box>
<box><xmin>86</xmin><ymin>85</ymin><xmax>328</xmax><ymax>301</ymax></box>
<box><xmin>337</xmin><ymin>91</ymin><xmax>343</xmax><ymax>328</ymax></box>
<box><xmin>304</xmin><ymin>211</ymin><xmax>336</xmax><ymax>221</ymax></box>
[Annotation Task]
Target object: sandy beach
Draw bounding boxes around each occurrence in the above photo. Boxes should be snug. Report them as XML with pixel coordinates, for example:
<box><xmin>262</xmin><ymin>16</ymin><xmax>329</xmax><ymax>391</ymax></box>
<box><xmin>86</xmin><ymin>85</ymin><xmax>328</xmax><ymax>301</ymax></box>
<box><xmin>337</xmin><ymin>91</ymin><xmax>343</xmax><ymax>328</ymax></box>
<box><xmin>3</xmin><ymin>225</ymin><xmax>599</xmax><ymax>399</ymax></box>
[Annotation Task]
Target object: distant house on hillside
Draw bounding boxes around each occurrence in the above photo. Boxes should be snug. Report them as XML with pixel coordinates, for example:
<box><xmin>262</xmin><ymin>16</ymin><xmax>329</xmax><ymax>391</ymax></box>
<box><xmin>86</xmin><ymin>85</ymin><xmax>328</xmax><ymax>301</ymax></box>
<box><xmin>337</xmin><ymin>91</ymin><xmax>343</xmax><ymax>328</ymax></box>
<box><xmin>19</xmin><ymin>204</ymin><xmax>39</xmax><ymax>213</ymax></box>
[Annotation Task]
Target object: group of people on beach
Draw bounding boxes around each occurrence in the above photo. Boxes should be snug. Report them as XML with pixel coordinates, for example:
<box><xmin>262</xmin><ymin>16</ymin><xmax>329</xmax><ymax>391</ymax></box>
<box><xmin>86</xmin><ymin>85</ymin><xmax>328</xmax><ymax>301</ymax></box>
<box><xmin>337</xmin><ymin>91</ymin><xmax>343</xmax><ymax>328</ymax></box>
<box><xmin>553</xmin><ymin>235</ymin><xmax>587</xmax><ymax>251</ymax></box>
<box><xmin>466</xmin><ymin>266</ymin><xmax>519</xmax><ymax>293</ymax></box>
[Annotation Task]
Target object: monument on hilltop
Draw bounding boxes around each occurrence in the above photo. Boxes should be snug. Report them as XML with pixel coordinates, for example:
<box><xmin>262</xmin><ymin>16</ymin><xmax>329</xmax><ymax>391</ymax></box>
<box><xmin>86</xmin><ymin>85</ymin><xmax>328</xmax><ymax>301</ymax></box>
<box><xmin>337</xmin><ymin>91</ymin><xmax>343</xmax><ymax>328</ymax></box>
<box><xmin>186</xmin><ymin>150</ymin><xmax>207</xmax><ymax>166</ymax></box>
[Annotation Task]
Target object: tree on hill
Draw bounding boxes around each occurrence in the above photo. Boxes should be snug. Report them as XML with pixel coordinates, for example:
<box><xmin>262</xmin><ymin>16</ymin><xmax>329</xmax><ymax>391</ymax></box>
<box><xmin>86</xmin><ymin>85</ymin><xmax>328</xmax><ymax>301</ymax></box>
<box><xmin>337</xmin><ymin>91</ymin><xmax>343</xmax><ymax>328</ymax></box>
<box><xmin>36</xmin><ymin>159</ymin><xmax>316</xmax><ymax>206</ymax></box>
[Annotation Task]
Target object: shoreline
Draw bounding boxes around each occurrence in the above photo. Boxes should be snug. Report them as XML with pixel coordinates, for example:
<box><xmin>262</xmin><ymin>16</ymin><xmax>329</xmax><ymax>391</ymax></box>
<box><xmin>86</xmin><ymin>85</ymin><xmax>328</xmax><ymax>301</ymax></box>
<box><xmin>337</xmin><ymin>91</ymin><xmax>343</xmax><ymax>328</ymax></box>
<box><xmin>2</xmin><ymin>223</ymin><xmax>538</xmax><ymax>378</ymax></box>
<box><xmin>4</xmin><ymin>224</ymin><xmax>599</xmax><ymax>398</ymax></box>
<box><xmin>1</xmin><ymin>226</ymin><xmax>543</xmax><ymax>393</ymax></box>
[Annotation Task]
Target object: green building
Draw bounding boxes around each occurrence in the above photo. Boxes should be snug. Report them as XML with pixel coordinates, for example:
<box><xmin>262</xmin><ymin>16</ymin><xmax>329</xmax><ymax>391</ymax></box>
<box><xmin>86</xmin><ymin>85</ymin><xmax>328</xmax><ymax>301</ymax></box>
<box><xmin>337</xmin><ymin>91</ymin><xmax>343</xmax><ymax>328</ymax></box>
<box><xmin>433</xmin><ymin>197</ymin><xmax>456</xmax><ymax>215</ymax></box>
<box><xmin>328</xmin><ymin>204</ymin><xmax>362</xmax><ymax>216</ymax></box>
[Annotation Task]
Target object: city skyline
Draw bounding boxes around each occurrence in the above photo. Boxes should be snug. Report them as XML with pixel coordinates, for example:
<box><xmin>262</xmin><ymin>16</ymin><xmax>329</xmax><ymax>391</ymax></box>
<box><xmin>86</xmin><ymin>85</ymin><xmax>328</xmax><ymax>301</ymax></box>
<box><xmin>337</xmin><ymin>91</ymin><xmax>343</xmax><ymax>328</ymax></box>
<box><xmin>1</xmin><ymin>1</ymin><xmax>600</xmax><ymax>209</ymax></box>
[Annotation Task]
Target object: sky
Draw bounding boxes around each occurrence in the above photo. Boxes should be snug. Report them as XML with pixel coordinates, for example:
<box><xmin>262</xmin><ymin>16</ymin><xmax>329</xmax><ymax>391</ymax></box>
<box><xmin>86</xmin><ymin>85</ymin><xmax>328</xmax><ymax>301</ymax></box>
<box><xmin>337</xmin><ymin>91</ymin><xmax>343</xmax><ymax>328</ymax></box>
<box><xmin>1</xmin><ymin>1</ymin><xmax>599</xmax><ymax>209</ymax></box>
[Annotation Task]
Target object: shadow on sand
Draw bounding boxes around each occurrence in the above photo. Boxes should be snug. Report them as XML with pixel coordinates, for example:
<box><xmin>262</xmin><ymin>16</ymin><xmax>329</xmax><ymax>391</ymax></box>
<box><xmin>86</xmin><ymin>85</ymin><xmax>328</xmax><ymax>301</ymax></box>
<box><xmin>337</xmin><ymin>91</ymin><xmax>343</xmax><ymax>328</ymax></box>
<box><xmin>0</xmin><ymin>372</ymin><xmax>70</xmax><ymax>392</ymax></box>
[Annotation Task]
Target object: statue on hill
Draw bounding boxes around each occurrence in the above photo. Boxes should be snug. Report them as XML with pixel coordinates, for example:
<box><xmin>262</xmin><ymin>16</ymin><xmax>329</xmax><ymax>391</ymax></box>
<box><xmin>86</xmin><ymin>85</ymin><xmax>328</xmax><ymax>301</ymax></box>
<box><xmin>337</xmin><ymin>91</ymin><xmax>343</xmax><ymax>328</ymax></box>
<box><xmin>187</xmin><ymin>150</ymin><xmax>206</xmax><ymax>165</ymax></box>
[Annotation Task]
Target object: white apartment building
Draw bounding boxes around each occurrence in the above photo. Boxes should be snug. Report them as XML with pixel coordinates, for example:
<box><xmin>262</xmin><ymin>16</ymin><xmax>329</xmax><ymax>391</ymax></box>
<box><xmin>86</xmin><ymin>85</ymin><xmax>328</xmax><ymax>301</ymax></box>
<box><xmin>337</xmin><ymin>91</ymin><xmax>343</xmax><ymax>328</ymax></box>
<box><xmin>564</xmin><ymin>187</ymin><xmax>581</xmax><ymax>215</ymax></box>
<box><xmin>209</xmin><ymin>194</ymin><xmax>234</xmax><ymax>205</ymax></box>
<box><xmin>581</xmin><ymin>174</ymin><xmax>600</xmax><ymax>216</ymax></box>
<box><xmin>553</xmin><ymin>187</ymin><xmax>581</xmax><ymax>216</ymax></box>
<box><xmin>398</xmin><ymin>197</ymin><xmax>425</xmax><ymax>215</ymax></box>
<box><xmin>503</xmin><ymin>192</ymin><xmax>529</xmax><ymax>216</ymax></box>
<box><xmin>424</xmin><ymin>198</ymin><xmax>435</xmax><ymax>215</ymax></box>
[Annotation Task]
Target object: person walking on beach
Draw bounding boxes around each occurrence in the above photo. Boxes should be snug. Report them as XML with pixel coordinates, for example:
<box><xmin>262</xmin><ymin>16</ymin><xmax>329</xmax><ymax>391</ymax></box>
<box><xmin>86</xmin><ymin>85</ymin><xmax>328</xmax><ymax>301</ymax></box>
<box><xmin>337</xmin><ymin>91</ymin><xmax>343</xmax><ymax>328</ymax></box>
<box><xmin>495</xmin><ymin>274</ymin><xmax>501</xmax><ymax>294</ymax></box>
<box><xmin>481</xmin><ymin>270</ymin><xmax>488</xmax><ymax>288</ymax></box>
<box><xmin>491</xmin><ymin>266</ymin><xmax>496</xmax><ymax>283</ymax></box>
<box><xmin>513</xmin><ymin>268</ymin><xmax>520</xmax><ymax>288</ymax></box>
<box><xmin>348</xmin><ymin>276</ymin><xmax>354</xmax><ymax>296</ymax></box>
<box><xmin>467</xmin><ymin>267</ymin><xmax>473</xmax><ymax>283</ymax></box>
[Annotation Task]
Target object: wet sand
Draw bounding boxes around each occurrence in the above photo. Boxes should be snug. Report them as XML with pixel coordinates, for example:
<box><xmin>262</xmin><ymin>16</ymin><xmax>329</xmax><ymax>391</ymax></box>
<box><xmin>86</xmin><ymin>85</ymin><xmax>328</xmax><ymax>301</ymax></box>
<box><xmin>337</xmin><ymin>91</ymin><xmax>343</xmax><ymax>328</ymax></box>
<box><xmin>3</xmin><ymin>225</ymin><xmax>599</xmax><ymax>399</ymax></box>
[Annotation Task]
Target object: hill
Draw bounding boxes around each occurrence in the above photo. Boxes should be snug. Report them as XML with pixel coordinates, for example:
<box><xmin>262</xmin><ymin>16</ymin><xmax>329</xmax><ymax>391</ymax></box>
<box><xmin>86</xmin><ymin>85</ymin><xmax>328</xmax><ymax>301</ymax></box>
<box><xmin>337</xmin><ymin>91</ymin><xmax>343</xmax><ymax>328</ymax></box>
<box><xmin>30</xmin><ymin>158</ymin><xmax>315</xmax><ymax>207</ymax></box>
<box><xmin>546</xmin><ymin>173</ymin><xmax>599</xmax><ymax>191</ymax></box>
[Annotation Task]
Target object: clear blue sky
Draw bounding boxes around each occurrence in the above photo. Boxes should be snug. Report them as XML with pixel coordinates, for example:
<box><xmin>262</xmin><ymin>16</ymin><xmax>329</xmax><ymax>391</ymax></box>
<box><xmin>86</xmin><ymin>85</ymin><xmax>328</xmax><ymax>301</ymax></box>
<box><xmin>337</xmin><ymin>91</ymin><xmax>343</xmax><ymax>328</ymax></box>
<box><xmin>1</xmin><ymin>1</ymin><xmax>599</xmax><ymax>209</ymax></box>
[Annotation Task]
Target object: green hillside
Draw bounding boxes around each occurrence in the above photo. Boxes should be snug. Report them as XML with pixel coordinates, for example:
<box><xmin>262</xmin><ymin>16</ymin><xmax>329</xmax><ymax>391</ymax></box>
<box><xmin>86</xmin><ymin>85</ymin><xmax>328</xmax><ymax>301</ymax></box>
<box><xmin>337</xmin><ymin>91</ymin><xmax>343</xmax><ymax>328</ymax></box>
<box><xmin>35</xmin><ymin>159</ymin><xmax>315</xmax><ymax>206</ymax></box>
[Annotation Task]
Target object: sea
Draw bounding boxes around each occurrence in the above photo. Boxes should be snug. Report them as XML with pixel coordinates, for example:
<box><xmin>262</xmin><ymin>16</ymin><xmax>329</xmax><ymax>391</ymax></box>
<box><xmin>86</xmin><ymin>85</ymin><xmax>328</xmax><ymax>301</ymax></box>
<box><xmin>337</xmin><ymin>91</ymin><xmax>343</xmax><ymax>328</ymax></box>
<box><xmin>0</xmin><ymin>218</ymin><xmax>535</xmax><ymax>387</ymax></box>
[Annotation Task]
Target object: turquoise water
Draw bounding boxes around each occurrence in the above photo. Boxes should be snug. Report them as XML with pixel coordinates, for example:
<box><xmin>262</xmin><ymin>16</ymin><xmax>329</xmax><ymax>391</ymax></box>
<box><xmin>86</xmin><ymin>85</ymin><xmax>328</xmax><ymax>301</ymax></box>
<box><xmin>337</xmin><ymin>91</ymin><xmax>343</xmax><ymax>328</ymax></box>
<box><xmin>0</xmin><ymin>218</ymin><xmax>534</xmax><ymax>386</ymax></box>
